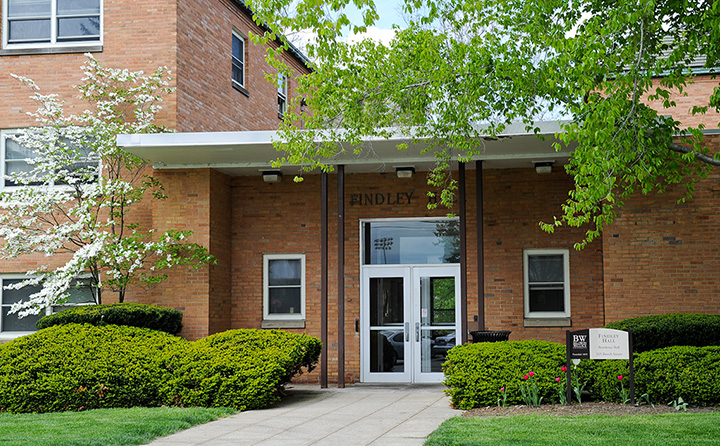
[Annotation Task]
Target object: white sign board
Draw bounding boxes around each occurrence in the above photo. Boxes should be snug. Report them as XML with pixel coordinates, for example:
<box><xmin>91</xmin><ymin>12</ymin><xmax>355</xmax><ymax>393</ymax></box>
<box><xmin>589</xmin><ymin>328</ymin><xmax>630</xmax><ymax>360</ymax></box>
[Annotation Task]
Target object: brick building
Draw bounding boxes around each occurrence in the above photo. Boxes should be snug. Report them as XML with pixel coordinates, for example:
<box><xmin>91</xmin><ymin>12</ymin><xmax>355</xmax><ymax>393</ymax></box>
<box><xmin>119</xmin><ymin>98</ymin><xmax>720</xmax><ymax>386</ymax></box>
<box><xmin>2</xmin><ymin>1</ymin><xmax>719</xmax><ymax>386</ymax></box>
<box><xmin>0</xmin><ymin>0</ymin><xmax>309</xmax><ymax>336</ymax></box>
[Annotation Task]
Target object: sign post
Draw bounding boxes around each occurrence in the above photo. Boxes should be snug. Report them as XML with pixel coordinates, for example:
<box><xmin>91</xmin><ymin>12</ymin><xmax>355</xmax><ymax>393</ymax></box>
<box><xmin>566</xmin><ymin>329</ymin><xmax>588</xmax><ymax>404</ymax></box>
<box><xmin>565</xmin><ymin>328</ymin><xmax>634</xmax><ymax>404</ymax></box>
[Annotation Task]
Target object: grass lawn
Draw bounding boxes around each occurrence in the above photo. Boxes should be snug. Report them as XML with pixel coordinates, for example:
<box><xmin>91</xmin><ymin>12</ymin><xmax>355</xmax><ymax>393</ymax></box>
<box><xmin>0</xmin><ymin>406</ymin><xmax>236</xmax><ymax>446</ymax></box>
<box><xmin>425</xmin><ymin>412</ymin><xmax>720</xmax><ymax>446</ymax></box>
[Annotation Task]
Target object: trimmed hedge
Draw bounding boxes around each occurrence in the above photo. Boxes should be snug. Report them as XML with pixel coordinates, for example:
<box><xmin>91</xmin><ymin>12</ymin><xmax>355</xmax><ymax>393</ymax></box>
<box><xmin>162</xmin><ymin>329</ymin><xmax>322</xmax><ymax>410</ymax></box>
<box><xmin>593</xmin><ymin>346</ymin><xmax>720</xmax><ymax>406</ymax></box>
<box><xmin>36</xmin><ymin>303</ymin><xmax>183</xmax><ymax>335</ymax></box>
<box><xmin>0</xmin><ymin>324</ymin><xmax>184</xmax><ymax>413</ymax></box>
<box><xmin>443</xmin><ymin>341</ymin><xmax>566</xmax><ymax>409</ymax></box>
<box><xmin>0</xmin><ymin>325</ymin><xmax>321</xmax><ymax>413</ymax></box>
<box><xmin>605</xmin><ymin>313</ymin><xmax>720</xmax><ymax>353</ymax></box>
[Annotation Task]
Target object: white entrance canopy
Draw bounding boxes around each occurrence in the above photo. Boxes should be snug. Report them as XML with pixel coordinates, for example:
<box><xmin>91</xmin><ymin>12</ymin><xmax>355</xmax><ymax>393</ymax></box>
<box><xmin>117</xmin><ymin>120</ymin><xmax>573</xmax><ymax>176</ymax></box>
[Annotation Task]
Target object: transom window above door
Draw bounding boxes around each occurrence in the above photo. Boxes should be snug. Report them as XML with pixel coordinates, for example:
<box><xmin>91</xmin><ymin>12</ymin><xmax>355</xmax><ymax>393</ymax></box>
<box><xmin>362</xmin><ymin>219</ymin><xmax>459</xmax><ymax>265</ymax></box>
<box><xmin>4</xmin><ymin>0</ymin><xmax>102</xmax><ymax>49</ymax></box>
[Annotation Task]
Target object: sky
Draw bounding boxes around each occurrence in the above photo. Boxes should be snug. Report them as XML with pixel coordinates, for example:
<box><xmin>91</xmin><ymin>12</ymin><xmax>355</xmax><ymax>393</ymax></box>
<box><xmin>290</xmin><ymin>0</ymin><xmax>407</xmax><ymax>50</ymax></box>
<box><xmin>343</xmin><ymin>1</ymin><xmax>407</xmax><ymax>44</ymax></box>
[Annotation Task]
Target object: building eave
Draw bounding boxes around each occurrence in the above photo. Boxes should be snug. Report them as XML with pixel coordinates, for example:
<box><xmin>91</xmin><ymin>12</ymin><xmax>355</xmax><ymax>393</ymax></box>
<box><xmin>118</xmin><ymin>121</ymin><xmax>575</xmax><ymax>176</ymax></box>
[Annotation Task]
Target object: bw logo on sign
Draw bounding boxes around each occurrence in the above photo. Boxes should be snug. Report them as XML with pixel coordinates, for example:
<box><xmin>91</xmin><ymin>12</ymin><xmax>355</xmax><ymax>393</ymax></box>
<box><xmin>573</xmin><ymin>334</ymin><xmax>588</xmax><ymax>350</ymax></box>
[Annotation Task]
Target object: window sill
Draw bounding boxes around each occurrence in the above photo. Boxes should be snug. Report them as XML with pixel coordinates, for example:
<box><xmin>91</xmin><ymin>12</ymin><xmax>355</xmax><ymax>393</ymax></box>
<box><xmin>0</xmin><ymin>332</ymin><xmax>34</xmax><ymax>342</ymax></box>
<box><xmin>0</xmin><ymin>44</ymin><xmax>103</xmax><ymax>56</ymax></box>
<box><xmin>232</xmin><ymin>82</ymin><xmax>249</xmax><ymax>97</ymax></box>
<box><xmin>261</xmin><ymin>319</ymin><xmax>305</xmax><ymax>329</ymax></box>
<box><xmin>524</xmin><ymin>317</ymin><xmax>571</xmax><ymax>327</ymax></box>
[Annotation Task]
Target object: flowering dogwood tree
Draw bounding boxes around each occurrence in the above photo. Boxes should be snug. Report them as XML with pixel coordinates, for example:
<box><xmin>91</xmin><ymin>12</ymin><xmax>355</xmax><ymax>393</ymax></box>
<box><xmin>0</xmin><ymin>54</ymin><xmax>213</xmax><ymax>317</ymax></box>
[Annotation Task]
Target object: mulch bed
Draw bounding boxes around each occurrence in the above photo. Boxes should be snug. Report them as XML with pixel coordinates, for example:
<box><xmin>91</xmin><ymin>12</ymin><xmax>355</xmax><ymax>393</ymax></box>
<box><xmin>464</xmin><ymin>401</ymin><xmax>720</xmax><ymax>417</ymax></box>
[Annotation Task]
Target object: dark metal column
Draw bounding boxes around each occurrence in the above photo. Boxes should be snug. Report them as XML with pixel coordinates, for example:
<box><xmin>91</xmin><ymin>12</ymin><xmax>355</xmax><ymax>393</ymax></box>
<box><xmin>459</xmin><ymin>163</ymin><xmax>468</xmax><ymax>344</ymax></box>
<box><xmin>476</xmin><ymin>160</ymin><xmax>485</xmax><ymax>330</ymax></box>
<box><xmin>337</xmin><ymin>165</ymin><xmax>345</xmax><ymax>388</ymax></box>
<box><xmin>320</xmin><ymin>172</ymin><xmax>328</xmax><ymax>388</ymax></box>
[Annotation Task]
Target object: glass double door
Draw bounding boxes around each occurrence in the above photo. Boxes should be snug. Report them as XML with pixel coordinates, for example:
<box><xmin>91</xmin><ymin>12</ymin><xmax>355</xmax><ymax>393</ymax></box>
<box><xmin>360</xmin><ymin>265</ymin><xmax>461</xmax><ymax>383</ymax></box>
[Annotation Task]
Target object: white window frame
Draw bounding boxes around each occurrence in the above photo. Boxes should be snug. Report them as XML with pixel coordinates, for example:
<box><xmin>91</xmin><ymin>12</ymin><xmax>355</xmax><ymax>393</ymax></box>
<box><xmin>1</xmin><ymin>129</ymin><xmax>100</xmax><ymax>191</ymax></box>
<box><xmin>277</xmin><ymin>73</ymin><xmax>287</xmax><ymax>118</ymax></box>
<box><xmin>523</xmin><ymin>249</ymin><xmax>570</xmax><ymax>319</ymax></box>
<box><xmin>2</xmin><ymin>0</ymin><xmax>103</xmax><ymax>51</ymax></box>
<box><xmin>263</xmin><ymin>254</ymin><xmax>305</xmax><ymax>321</ymax></box>
<box><xmin>0</xmin><ymin>273</ymin><xmax>96</xmax><ymax>339</ymax></box>
<box><xmin>231</xmin><ymin>30</ymin><xmax>246</xmax><ymax>90</ymax></box>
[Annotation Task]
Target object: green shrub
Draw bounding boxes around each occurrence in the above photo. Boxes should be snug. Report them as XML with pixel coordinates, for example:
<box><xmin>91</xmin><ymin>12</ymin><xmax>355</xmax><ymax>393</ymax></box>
<box><xmin>162</xmin><ymin>329</ymin><xmax>322</xmax><ymax>410</ymax></box>
<box><xmin>605</xmin><ymin>313</ymin><xmax>720</xmax><ymax>353</ymax></box>
<box><xmin>36</xmin><ymin>303</ymin><xmax>183</xmax><ymax>335</ymax></box>
<box><xmin>443</xmin><ymin>341</ymin><xmax>566</xmax><ymax>409</ymax></box>
<box><xmin>0</xmin><ymin>324</ymin><xmax>185</xmax><ymax>413</ymax></box>
<box><xmin>0</xmin><ymin>325</ymin><xmax>321</xmax><ymax>413</ymax></box>
<box><xmin>593</xmin><ymin>346</ymin><xmax>720</xmax><ymax>406</ymax></box>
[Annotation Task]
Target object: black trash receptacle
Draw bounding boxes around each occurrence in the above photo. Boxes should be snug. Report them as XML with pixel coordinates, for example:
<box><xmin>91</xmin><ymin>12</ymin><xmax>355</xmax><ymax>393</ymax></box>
<box><xmin>470</xmin><ymin>330</ymin><xmax>511</xmax><ymax>343</ymax></box>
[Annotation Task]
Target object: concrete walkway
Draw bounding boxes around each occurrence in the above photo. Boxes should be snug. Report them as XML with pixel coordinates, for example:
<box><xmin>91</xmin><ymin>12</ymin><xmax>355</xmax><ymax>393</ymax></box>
<box><xmin>144</xmin><ymin>384</ymin><xmax>458</xmax><ymax>446</ymax></box>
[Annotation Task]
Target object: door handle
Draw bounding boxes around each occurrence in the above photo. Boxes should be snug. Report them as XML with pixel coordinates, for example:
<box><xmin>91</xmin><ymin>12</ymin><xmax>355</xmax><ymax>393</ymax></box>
<box><xmin>415</xmin><ymin>322</ymin><xmax>420</xmax><ymax>342</ymax></box>
<box><xmin>405</xmin><ymin>322</ymin><xmax>410</xmax><ymax>342</ymax></box>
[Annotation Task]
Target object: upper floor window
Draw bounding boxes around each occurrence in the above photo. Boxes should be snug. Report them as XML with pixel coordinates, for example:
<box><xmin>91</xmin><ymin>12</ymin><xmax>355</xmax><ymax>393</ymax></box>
<box><xmin>523</xmin><ymin>249</ymin><xmax>570</xmax><ymax>319</ymax></box>
<box><xmin>232</xmin><ymin>31</ymin><xmax>246</xmax><ymax>93</ymax></box>
<box><xmin>1</xmin><ymin>130</ymin><xmax>99</xmax><ymax>189</ymax></box>
<box><xmin>3</xmin><ymin>0</ymin><xmax>102</xmax><ymax>49</ymax></box>
<box><xmin>277</xmin><ymin>73</ymin><xmax>287</xmax><ymax>118</ymax></box>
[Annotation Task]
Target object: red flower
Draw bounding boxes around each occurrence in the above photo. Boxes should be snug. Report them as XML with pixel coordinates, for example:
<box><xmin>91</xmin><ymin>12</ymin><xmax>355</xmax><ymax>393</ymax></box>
<box><xmin>561</xmin><ymin>366</ymin><xmax>567</xmax><ymax>372</ymax></box>
<box><xmin>529</xmin><ymin>371</ymin><xmax>535</xmax><ymax>377</ymax></box>
<box><xmin>500</xmin><ymin>387</ymin><xmax>505</xmax><ymax>392</ymax></box>
<box><xmin>618</xmin><ymin>375</ymin><xmax>623</xmax><ymax>380</ymax></box>
<box><xmin>556</xmin><ymin>377</ymin><xmax>561</xmax><ymax>382</ymax></box>
<box><xmin>523</xmin><ymin>374</ymin><xmax>529</xmax><ymax>380</ymax></box>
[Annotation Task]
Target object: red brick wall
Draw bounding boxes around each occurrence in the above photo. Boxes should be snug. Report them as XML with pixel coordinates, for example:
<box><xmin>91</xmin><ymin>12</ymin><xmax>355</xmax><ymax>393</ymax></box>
<box><xmin>150</xmin><ymin>169</ymin><xmax>213</xmax><ymax>340</ymax></box>
<box><xmin>0</xmin><ymin>0</ymin><xmax>179</xmax><ymax>130</ymax></box>
<box><xmin>227</xmin><ymin>167</ymin><xmax>605</xmax><ymax>382</ymax></box>
<box><xmin>480</xmin><ymin>168</ymin><xmax>605</xmax><ymax>343</ymax></box>
<box><xmin>176</xmin><ymin>0</ymin><xmax>310</xmax><ymax>132</ymax></box>
<box><xmin>209</xmin><ymin>169</ymin><xmax>233</xmax><ymax>334</ymax></box>
<box><xmin>647</xmin><ymin>74</ymin><xmax>720</xmax><ymax>129</ymax></box>
<box><xmin>1</xmin><ymin>0</ymin><xmax>306</xmax><ymax>132</ymax></box>
<box><xmin>602</xmin><ymin>135</ymin><xmax>720</xmax><ymax>322</ymax></box>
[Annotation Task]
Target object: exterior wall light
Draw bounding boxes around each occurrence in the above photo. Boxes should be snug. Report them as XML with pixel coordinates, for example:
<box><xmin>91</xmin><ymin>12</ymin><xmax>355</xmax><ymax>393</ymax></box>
<box><xmin>395</xmin><ymin>166</ymin><xmax>415</xmax><ymax>179</ymax></box>
<box><xmin>262</xmin><ymin>171</ymin><xmax>282</xmax><ymax>183</ymax></box>
<box><xmin>534</xmin><ymin>161</ymin><xmax>554</xmax><ymax>174</ymax></box>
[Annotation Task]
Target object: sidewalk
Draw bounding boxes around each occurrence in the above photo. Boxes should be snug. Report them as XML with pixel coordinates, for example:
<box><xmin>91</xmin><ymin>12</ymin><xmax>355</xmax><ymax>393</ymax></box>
<box><xmin>143</xmin><ymin>383</ymin><xmax>458</xmax><ymax>446</ymax></box>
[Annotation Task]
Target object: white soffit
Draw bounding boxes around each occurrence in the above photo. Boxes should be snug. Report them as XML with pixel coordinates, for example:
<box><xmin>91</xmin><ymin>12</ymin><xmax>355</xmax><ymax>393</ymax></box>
<box><xmin>117</xmin><ymin>121</ymin><xmax>574</xmax><ymax>176</ymax></box>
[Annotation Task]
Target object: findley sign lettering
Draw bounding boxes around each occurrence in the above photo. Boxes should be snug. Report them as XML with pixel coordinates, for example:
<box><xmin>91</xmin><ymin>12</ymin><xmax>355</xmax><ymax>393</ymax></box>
<box><xmin>588</xmin><ymin>328</ymin><xmax>630</xmax><ymax>360</ymax></box>
<box><xmin>350</xmin><ymin>192</ymin><xmax>415</xmax><ymax>206</ymax></box>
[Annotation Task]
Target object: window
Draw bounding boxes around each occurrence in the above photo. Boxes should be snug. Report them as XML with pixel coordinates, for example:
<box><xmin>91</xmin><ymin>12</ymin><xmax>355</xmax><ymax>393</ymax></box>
<box><xmin>231</xmin><ymin>31</ymin><xmax>246</xmax><ymax>93</ymax></box>
<box><xmin>277</xmin><ymin>73</ymin><xmax>287</xmax><ymax>118</ymax></box>
<box><xmin>263</xmin><ymin>254</ymin><xmax>305</xmax><ymax>321</ymax></box>
<box><xmin>1</xmin><ymin>130</ymin><xmax>98</xmax><ymax>189</ymax></box>
<box><xmin>0</xmin><ymin>275</ymin><xmax>96</xmax><ymax>337</ymax></box>
<box><xmin>362</xmin><ymin>219</ymin><xmax>460</xmax><ymax>265</ymax></box>
<box><xmin>3</xmin><ymin>0</ymin><xmax>101</xmax><ymax>49</ymax></box>
<box><xmin>524</xmin><ymin>249</ymin><xmax>570</xmax><ymax>318</ymax></box>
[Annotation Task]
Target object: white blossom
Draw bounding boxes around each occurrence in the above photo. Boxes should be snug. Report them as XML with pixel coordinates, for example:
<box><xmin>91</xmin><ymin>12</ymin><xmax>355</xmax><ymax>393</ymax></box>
<box><xmin>1</xmin><ymin>55</ymin><xmax>211</xmax><ymax>314</ymax></box>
